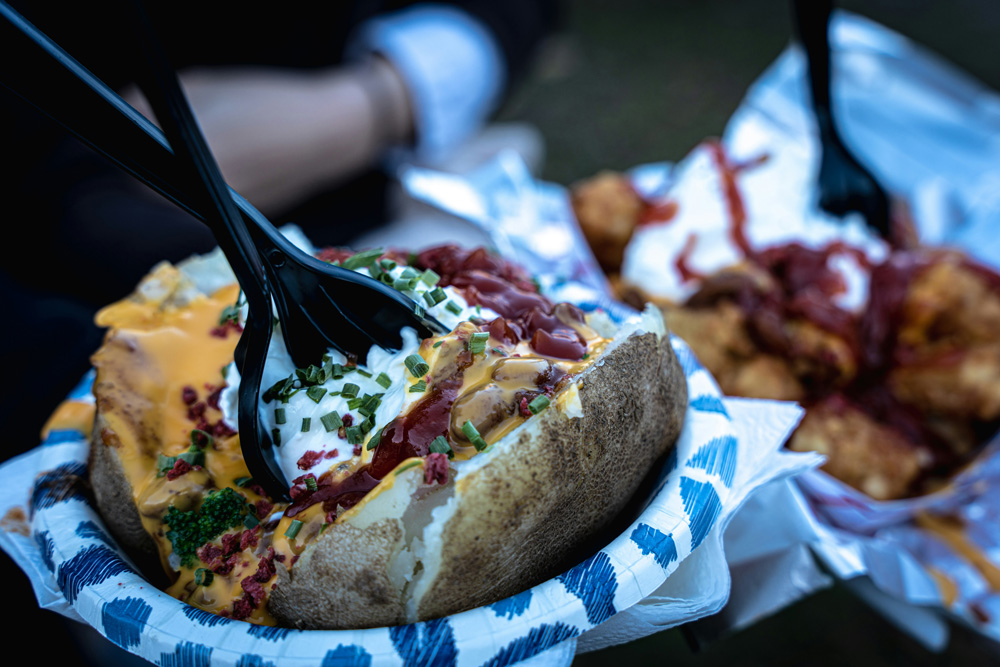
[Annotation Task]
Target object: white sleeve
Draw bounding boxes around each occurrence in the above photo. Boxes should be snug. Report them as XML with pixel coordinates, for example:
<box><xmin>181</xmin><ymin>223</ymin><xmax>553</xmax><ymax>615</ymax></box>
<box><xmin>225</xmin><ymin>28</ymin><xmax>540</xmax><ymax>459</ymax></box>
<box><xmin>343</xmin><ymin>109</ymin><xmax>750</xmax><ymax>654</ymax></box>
<box><xmin>349</xmin><ymin>4</ymin><xmax>507</xmax><ymax>162</ymax></box>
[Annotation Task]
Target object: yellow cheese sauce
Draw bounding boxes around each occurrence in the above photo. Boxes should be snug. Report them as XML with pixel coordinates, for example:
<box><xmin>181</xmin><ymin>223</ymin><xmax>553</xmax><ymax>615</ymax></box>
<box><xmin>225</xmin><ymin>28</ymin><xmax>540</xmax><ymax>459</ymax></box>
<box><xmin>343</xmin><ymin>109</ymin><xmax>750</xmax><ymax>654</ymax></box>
<box><xmin>87</xmin><ymin>262</ymin><xmax>611</xmax><ymax>626</ymax></box>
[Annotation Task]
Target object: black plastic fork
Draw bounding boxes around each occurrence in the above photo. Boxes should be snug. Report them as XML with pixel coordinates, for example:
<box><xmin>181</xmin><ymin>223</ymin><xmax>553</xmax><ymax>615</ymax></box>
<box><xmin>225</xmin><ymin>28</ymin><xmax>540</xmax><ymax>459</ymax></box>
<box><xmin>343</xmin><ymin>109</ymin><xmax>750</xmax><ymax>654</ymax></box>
<box><xmin>0</xmin><ymin>3</ymin><xmax>447</xmax><ymax>499</ymax></box>
<box><xmin>792</xmin><ymin>0</ymin><xmax>891</xmax><ymax>240</ymax></box>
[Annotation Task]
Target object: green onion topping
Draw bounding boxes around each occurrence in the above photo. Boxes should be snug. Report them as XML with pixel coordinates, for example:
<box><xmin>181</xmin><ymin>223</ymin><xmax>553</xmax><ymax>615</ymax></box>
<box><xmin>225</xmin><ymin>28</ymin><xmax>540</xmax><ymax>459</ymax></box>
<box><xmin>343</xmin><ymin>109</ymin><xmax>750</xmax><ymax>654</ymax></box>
<box><xmin>341</xmin><ymin>383</ymin><xmax>359</xmax><ymax>399</ymax></box>
<box><xmin>394</xmin><ymin>460</ymin><xmax>422</xmax><ymax>475</ymax></box>
<box><xmin>194</xmin><ymin>568</ymin><xmax>214</xmax><ymax>586</ymax></box>
<box><xmin>445</xmin><ymin>301</ymin><xmax>462</xmax><ymax>315</ymax></box>
<box><xmin>429</xmin><ymin>435</ymin><xmax>452</xmax><ymax>456</ymax></box>
<box><xmin>528</xmin><ymin>395</ymin><xmax>551</xmax><ymax>414</ymax></box>
<box><xmin>274</xmin><ymin>408</ymin><xmax>286</xmax><ymax>425</ymax></box>
<box><xmin>285</xmin><ymin>520</ymin><xmax>303</xmax><ymax>539</ymax></box>
<box><xmin>376</xmin><ymin>372</ymin><xmax>392</xmax><ymax>389</ymax></box>
<box><xmin>306</xmin><ymin>386</ymin><xmax>327</xmax><ymax>403</ymax></box>
<box><xmin>341</xmin><ymin>248</ymin><xmax>383</xmax><ymax>270</ymax></box>
<box><xmin>462</xmin><ymin>421</ymin><xmax>489</xmax><ymax>451</ymax></box>
<box><xmin>468</xmin><ymin>331</ymin><xmax>489</xmax><ymax>354</ymax></box>
<box><xmin>320</xmin><ymin>411</ymin><xmax>343</xmax><ymax>432</ymax></box>
<box><xmin>409</xmin><ymin>380</ymin><xmax>427</xmax><ymax>393</ymax></box>
<box><xmin>301</xmin><ymin>417</ymin><xmax>311</xmax><ymax>432</ymax></box>
<box><xmin>305</xmin><ymin>476</ymin><xmax>318</xmax><ymax>491</ymax></box>
<box><xmin>404</xmin><ymin>354</ymin><xmax>430</xmax><ymax>378</ymax></box>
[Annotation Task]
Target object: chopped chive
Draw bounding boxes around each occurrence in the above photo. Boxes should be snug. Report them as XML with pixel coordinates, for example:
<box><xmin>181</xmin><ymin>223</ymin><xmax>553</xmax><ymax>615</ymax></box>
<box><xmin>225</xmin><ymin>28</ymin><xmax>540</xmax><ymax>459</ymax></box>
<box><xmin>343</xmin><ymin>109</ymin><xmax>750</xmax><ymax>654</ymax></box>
<box><xmin>404</xmin><ymin>354</ymin><xmax>430</xmax><ymax>378</ymax></box>
<box><xmin>445</xmin><ymin>301</ymin><xmax>462</xmax><ymax>315</ymax></box>
<box><xmin>367</xmin><ymin>426</ymin><xmax>384</xmax><ymax>451</ymax></box>
<box><xmin>414</xmin><ymin>304</ymin><xmax>425</xmax><ymax>319</ymax></box>
<box><xmin>347</xmin><ymin>397</ymin><xmax>364</xmax><ymax>410</ymax></box>
<box><xmin>306</xmin><ymin>386</ymin><xmax>327</xmax><ymax>403</ymax></box>
<box><xmin>341</xmin><ymin>248</ymin><xmax>383</xmax><ymax>270</ymax></box>
<box><xmin>194</xmin><ymin>568</ymin><xmax>214</xmax><ymax>586</ymax></box>
<box><xmin>305</xmin><ymin>476</ymin><xmax>318</xmax><ymax>491</ymax></box>
<box><xmin>301</xmin><ymin>417</ymin><xmax>312</xmax><ymax>432</ymax></box>
<box><xmin>219</xmin><ymin>304</ymin><xmax>240</xmax><ymax>326</ymax></box>
<box><xmin>468</xmin><ymin>331</ymin><xmax>489</xmax><ymax>354</ymax></box>
<box><xmin>399</xmin><ymin>267</ymin><xmax>420</xmax><ymax>281</ymax></box>
<box><xmin>271</xmin><ymin>428</ymin><xmax>282</xmax><ymax>446</ymax></box>
<box><xmin>320</xmin><ymin>522</ymin><xmax>331</xmax><ymax>533</ymax></box>
<box><xmin>360</xmin><ymin>415</ymin><xmax>375</xmax><ymax>434</ymax></box>
<box><xmin>380</xmin><ymin>258</ymin><xmax>397</xmax><ymax>271</ymax></box>
<box><xmin>341</xmin><ymin>383</ymin><xmax>359</xmax><ymax>399</ymax></box>
<box><xmin>375</xmin><ymin>372</ymin><xmax>392</xmax><ymax>389</ymax></box>
<box><xmin>285</xmin><ymin>520</ymin><xmax>303</xmax><ymax>539</ymax></box>
<box><xmin>320</xmin><ymin>411</ymin><xmax>343</xmax><ymax>432</ymax></box>
<box><xmin>243</xmin><ymin>514</ymin><xmax>260</xmax><ymax>529</ymax></box>
<box><xmin>429</xmin><ymin>435</ymin><xmax>452</xmax><ymax>456</ymax></box>
<box><xmin>235</xmin><ymin>476</ymin><xmax>253</xmax><ymax>487</ymax></box>
<box><xmin>420</xmin><ymin>269</ymin><xmax>440</xmax><ymax>286</ymax></box>
<box><xmin>462</xmin><ymin>421</ymin><xmax>489</xmax><ymax>451</ymax></box>
<box><xmin>528</xmin><ymin>395</ymin><xmax>551</xmax><ymax>414</ymax></box>
<box><xmin>432</xmin><ymin>340</ymin><xmax>444</xmax><ymax>348</ymax></box>
<box><xmin>394</xmin><ymin>277</ymin><xmax>418</xmax><ymax>292</ymax></box>
<box><xmin>177</xmin><ymin>447</ymin><xmax>205</xmax><ymax>468</ymax></box>
<box><xmin>395</xmin><ymin>460</ymin><xmax>422</xmax><ymax>475</ymax></box>
<box><xmin>409</xmin><ymin>380</ymin><xmax>427</xmax><ymax>393</ymax></box>
<box><xmin>492</xmin><ymin>347</ymin><xmax>508</xmax><ymax>357</ymax></box>
<box><xmin>356</xmin><ymin>368</ymin><xmax>372</xmax><ymax>378</ymax></box>
<box><xmin>345</xmin><ymin>426</ymin><xmax>362</xmax><ymax>445</ymax></box>
<box><xmin>274</xmin><ymin>408</ymin><xmax>286</xmax><ymax>425</ymax></box>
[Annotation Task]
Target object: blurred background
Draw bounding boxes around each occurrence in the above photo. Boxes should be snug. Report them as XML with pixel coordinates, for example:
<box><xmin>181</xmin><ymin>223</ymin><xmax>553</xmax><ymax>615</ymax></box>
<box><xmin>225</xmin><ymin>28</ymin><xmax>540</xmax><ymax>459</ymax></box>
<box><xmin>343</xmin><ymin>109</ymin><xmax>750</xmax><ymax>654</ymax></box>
<box><xmin>496</xmin><ymin>0</ymin><xmax>1000</xmax><ymax>185</ymax></box>
<box><xmin>6</xmin><ymin>0</ymin><xmax>1000</xmax><ymax>664</ymax></box>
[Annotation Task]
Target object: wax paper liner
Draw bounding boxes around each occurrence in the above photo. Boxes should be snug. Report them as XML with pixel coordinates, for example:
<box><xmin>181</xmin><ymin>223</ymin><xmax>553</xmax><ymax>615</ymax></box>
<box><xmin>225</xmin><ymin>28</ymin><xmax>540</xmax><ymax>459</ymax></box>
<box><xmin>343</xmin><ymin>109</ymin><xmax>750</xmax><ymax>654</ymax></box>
<box><xmin>0</xmin><ymin>301</ymin><xmax>816</xmax><ymax>665</ymax></box>
<box><xmin>402</xmin><ymin>10</ymin><xmax>1000</xmax><ymax>648</ymax></box>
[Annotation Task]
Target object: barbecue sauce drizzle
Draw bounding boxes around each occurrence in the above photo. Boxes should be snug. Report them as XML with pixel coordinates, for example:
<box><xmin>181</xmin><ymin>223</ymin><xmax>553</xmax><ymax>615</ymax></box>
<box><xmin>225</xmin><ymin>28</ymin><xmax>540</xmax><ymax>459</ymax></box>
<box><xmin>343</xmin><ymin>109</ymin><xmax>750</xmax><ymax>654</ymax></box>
<box><xmin>286</xmin><ymin>246</ymin><xmax>590</xmax><ymax>518</ymax></box>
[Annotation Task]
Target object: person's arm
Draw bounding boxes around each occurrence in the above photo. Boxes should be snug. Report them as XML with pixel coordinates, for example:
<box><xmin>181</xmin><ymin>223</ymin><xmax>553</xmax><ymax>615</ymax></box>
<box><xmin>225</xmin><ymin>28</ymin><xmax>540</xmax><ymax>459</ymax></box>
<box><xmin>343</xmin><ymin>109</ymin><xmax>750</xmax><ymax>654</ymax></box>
<box><xmin>121</xmin><ymin>57</ymin><xmax>414</xmax><ymax>217</ymax></box>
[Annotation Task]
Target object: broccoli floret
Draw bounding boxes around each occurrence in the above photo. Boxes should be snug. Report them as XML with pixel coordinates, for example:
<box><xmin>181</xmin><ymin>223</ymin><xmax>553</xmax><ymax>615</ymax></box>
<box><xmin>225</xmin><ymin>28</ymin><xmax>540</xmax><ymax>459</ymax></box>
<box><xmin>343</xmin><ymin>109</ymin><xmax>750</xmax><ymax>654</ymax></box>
<box><xmin>164</xmin><ymin>487</ymin><xmax>248</xmax><ymax>566</ymax></box>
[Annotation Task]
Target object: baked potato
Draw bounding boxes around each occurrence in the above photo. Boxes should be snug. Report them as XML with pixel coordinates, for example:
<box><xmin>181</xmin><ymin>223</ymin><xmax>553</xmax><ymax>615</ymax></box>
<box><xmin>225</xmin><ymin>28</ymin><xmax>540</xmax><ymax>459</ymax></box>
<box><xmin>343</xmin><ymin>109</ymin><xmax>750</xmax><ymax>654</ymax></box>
<box><xmin>88</xmin><ymin>244</ymin><xmax>687</xmax><ymax>628</ymax></box>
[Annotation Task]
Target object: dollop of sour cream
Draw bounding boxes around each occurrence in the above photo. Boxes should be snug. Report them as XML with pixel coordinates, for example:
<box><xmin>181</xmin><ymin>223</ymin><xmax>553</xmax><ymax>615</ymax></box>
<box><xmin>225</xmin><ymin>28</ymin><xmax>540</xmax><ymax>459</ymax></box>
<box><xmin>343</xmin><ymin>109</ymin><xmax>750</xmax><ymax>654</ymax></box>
<box><xmin>220</xmin><ymin>257</ymin><xmax>498</xmax><ymax>486</ymax></box>
<box><xmin>621</xmin><ymin>139</ymin><xmax>888</xmax><ymax>312</ymax></box>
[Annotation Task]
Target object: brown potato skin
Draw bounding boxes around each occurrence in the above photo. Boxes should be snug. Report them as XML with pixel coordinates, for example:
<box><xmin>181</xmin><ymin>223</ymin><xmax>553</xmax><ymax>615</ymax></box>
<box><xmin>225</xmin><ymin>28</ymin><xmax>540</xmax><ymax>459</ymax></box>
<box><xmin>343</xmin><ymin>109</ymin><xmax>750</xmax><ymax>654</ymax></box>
<box><xmin>269</xmin><ymin>519</ymin><xmax>408</xmax><ymax>629</ymax></box>
<box><xmin>90</xmin><ymin>328</ymin><xmax>686</xmax><ymax>629</ymax></box>
<box><xmin>269</xmin><ymin>329</ymin><xmax>686</xmax><ymax>628</ymax></box>
<box><xmin>418</xmin><ymin>330</ymin><xmax>685</xmax><ymax>620</ymax></box>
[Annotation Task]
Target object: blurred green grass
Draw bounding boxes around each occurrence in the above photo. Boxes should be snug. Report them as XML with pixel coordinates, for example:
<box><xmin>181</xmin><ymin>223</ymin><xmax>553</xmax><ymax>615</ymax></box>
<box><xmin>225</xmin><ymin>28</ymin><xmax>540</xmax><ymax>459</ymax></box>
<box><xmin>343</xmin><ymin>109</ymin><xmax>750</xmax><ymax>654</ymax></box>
<box><xmin>497</xmin><ymin>0</ymin><xmax>1000</xmax><ymax>185</ymax></box>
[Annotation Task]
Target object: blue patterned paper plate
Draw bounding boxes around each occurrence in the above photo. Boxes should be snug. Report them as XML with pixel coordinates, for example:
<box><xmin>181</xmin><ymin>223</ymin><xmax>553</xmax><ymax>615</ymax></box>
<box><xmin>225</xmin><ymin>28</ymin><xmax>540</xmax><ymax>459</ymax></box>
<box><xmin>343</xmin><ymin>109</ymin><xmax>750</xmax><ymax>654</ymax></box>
<box><xmin>26</xmin><ymin>333</ymin><xmax>738</xmax><ymax>667</ymax></box>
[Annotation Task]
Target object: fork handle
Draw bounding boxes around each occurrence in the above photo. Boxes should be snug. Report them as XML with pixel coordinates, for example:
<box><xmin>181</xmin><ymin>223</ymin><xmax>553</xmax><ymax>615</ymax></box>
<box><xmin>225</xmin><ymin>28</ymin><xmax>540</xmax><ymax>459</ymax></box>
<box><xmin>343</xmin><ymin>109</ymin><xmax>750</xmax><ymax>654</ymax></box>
<box><xmin>791</xmin><ymin>0</ymin><xmax>836</xmax><ymax>135</ymax></box>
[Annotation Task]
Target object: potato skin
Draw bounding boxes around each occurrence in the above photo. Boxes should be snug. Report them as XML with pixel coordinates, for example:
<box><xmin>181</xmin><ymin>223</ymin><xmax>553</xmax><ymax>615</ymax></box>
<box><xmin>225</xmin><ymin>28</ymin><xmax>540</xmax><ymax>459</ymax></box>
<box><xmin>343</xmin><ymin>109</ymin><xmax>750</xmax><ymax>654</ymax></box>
<box><xmin>417</xmin><ymin>330</ymin><xmax>685</xmax><ymax>620</ymax></box>
<box><xmin>90</xmin><ymin>323</ymin><xmax>686</xmax><ymax>629</ymax></box>
<box><xmin>269</xmin><ymin>329</ymin><xmax>686</xmax><ymax>628</ymax></box>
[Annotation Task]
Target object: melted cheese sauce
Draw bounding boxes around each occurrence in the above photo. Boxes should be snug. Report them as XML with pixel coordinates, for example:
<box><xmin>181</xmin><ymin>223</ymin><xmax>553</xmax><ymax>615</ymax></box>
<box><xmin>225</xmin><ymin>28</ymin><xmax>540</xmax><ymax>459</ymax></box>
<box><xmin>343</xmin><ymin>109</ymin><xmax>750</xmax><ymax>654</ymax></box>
<box><xmin>89</xmin><ymin>264</ymin><xmax>611</xmax><ymax>626</ymax></box>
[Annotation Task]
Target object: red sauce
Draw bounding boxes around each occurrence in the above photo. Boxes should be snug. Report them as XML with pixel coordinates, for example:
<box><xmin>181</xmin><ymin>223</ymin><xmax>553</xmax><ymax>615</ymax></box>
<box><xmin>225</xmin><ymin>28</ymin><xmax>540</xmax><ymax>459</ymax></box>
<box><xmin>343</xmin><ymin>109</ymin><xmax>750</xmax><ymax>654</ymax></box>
<box><xmin>675</xmin><ymin>233</ymin><xmax>706</xmax><ymax>283</ymax></box>
<box><xmin>638</xmin><ymin>200</ymin><xmax>679</xmax><ymax>226</ymax></box>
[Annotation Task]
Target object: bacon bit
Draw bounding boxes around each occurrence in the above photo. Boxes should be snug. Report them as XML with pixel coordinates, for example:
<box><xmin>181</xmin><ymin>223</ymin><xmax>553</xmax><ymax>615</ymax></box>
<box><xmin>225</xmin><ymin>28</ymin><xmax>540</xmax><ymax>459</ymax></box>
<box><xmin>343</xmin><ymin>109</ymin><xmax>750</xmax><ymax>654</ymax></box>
<box><xmin>971</xmin><ymin>603</ymin><xmax>991</xmax><ymax>624</ymax></box>
<box><xmin>221</xmin><ymin>532</ymin><xmax>242</xmax><ymax>557</ymax></box>
<box><xmin>242</xmin><ymin>577</ymin><xmax>266</xmax><ymax>607</ymax></box>
<box><xmin>289</xmin><ymin>474</ymin><xmax>316</xmax><ymax>500</ymax></box>
<box><xmin>337</xmin><ymin>426</ymin><xmax>347</xmax><ymax>440</ymax></box>
<box><xmin>210</xmin><ymin>320</ymin><xmax>244</xmax><ymax>339</ymax></box>
<box><xmin>352</xmin><ymin>444</ymin><xmax>362</xmax><ymax>457</ymax></box>
<box><xmin>638</xmin><ymin>199</ymin><xmax>679</xmax><ymax>226</ymax></box>
<box><xmin>274</xmin><ymin>553</ymin><xmax>286</xmax><ymax>563</ymax></box>
<box><xmin>165</xmin><ymin>458</ymin><xmax>193</xmax><ymax>481</ymax></box>
<box><xmin>197</xmin><ymin>544</ymin><xmax>222</xmax><ymax>565</ymax></box>
<box><xmin>187</xmin><ymin>402</ymin><xmax>207</xmax><ymax>422</ymax></box>
<box><xmin>297</xmin><ymin>450</ymin><xmax>324</xmax><ymax>471</ymax></box>
<box><xmin>424</xmin><ymin>453</ymin><xmax>449</xmax><ymax>486</ymax></box>
<box><xmin>214</xmin><ymin>553</ymin><xmax>240</xmax><ymax>576</ymax></box>
<box><xmin>290</xmin><ymin>555</ymin><xmax>299</xmax><ymax>567</ymax></box>
<box><xmin>239</xmin><ymin>529</ymin><xmax>259</xmax><ymax>552</ymax></box>
<box><xmin>249</xmin><ymin>483</ymin><xmax>268</xmax><ymax>498</ymax></box>
<box><xmin>254</xmin><ymin>499</ymin><xmax>273</xmax><ymax>519</ymax></box>
<box><xmin>205</xmin><ymin>385</ymin><xmax>223</xmax><ymax>410</ymax></box>
<box><xmin>325</xmin><ymin>511</ymin><xmax>336</xmax><ymax>524</ymax></box>
<box><xmin>342</xmin><ymin>414</ymin><xmax>354</xmax><ymax>427</ymax></box>
<box><xmin>518</xmin><ymin>397</ymin><xmax>532</xmax><ymax>418</ymax></box>
<box><xmin>325</xmin><ymin>449</ymin><xmax>340</xmax><ymax>459</ymax></box>
<box><xmin>212</xmin><ymin>420</ymin><xmax>237</xmax><ymax>438</ymax></box>
<box><xmin>181</xmin><ymin>386</ymin><xmax>198</xmax><ymax>405</ymax></box>
<box><xmin>253</xmin><ymin>549</ymin><xmax>277</xmax><ymax>582</ymax></box>
<box><xmin>230</xmin><ymin>595</ymin><xmax>254</xmax><ymax>621</ymax></box>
